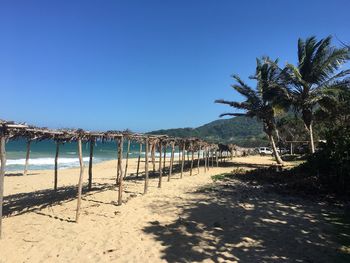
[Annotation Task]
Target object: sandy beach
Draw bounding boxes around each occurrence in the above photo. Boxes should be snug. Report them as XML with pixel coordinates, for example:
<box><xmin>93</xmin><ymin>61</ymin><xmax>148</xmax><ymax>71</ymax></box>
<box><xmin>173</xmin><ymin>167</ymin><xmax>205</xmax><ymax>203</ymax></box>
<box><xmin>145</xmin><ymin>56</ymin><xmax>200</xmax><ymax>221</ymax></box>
<box><xmin>0</xmin><ymin>156</ymin><xmax>345</xmax><ymax>262</ymax></box>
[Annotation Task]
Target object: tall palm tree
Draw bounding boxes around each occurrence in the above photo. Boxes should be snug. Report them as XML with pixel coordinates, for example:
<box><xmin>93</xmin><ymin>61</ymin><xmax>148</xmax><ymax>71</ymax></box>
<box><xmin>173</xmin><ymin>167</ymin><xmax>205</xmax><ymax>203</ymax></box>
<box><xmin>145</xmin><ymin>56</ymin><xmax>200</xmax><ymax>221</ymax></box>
<box><xmin>215</xmin><ymin>59</ymin><xmax>284</xmax><ymax>165</ymax></box>
<box><xmin>280</xmin><ymin>36</ymin><xmax>350</xmax><ymax>153</ymax></box>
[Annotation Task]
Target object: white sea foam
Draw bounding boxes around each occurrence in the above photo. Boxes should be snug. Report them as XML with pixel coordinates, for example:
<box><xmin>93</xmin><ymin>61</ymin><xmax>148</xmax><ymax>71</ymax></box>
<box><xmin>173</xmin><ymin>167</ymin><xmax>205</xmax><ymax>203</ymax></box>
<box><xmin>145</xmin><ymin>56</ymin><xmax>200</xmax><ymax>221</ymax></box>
<box><xmin>7</xmin><ymin>157</ymin><xmax>90</xmax><ymax>166</ymax></box>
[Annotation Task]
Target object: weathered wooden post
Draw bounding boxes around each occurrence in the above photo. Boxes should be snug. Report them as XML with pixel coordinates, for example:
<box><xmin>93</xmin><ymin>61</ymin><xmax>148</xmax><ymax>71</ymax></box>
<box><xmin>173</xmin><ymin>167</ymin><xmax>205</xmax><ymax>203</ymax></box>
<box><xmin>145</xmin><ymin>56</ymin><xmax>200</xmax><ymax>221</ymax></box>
<box><xmin>124</xmin><ymin>139</ymin><xmax>131</xmax><ymax>178</ymax></box>
<box><xmin>197</xmin><ymin>148</ymin><xmax>200</xmax><ymax>174</ymax></box>
<box><xmin>211</xmin><ymin>149</ymin><xmax>214</xmax><ymax>168</ymax></box>
<box><xmin>168</xmin><ymin>141</ymin><xmax>174</xmax><ymax>182</ymax></box>
<box><xmin>163</xmin><ymin>144</ymin><xmax>166</xmax><ymax>173</ymax></box>
<box><xmin>144</xmin><ymin>138</ymin><xmax>149</xmax><ymax>194</ymax></box>
<box><xmin>180</xmin><ymin>143</ymin><xmax>185</xmax><ymax>178</ymax></box>
<box><xmin>158</xmin><ymin>140</ymin><xmax>163</xmax><ymax>188</ymax></box>
<box><xmin>23</xmin><ymin>139</ymin><xmax>31</xmax><ymax>176</ymax></box>
<box><xmin>116</xmin><ymin>140</ymin><xmax>120</xmax><ymax>184</ymax></box>
<box><xmin>190</xmin><ymin>143</ymin><xmax>194</xmax><ymax>176</ymax></box>
<box><xmin>75</xmin><ymin>138</ymin><xmax>85</xmax><ymax>223</ymax></box>
<box><xmin>118</xmin><ymin>136</ymin><xmax>124</xmax><ymax>205</ymax></box>
<box><xmin>216</xmin><ymin>150</ymin><xmax>219</xmax><ymax>167</ymax></box>
<box><xmin>88</xmin><ymin>138</ymin><xmax>94</xmax><ymax>190</ymax></box>
<box><xmin>54</xmin><ymin>141</ymin><xmax>59</xmax><ymax>191</ymax></box>
<box><xmin>151</xmin><ymin>143</ymin><xmax>156</xmax><ymax>172</ymax></box>
<box><xmin>204</xmin><ymin>148</ymin><xmax>207</xmax><ymax>171</ymax></box>
<box><xmin>136</xmin><ymin>143</ymin><xmax>142</xmax><ymax>177</ymax></box>
<box><xmin>0</xmin><ymin>134</ymin><xmax>6</xmax><ymax>238</ymax></box>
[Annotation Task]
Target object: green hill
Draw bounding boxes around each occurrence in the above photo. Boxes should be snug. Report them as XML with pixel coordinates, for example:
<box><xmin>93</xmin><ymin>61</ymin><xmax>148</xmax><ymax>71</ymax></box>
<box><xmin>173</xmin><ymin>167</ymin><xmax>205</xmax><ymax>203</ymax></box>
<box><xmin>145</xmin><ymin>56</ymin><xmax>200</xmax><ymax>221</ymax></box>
<box><xmin>148</xmin><ymin>116</ymin><xmax>268</xmax><ymax>147</ymax></box>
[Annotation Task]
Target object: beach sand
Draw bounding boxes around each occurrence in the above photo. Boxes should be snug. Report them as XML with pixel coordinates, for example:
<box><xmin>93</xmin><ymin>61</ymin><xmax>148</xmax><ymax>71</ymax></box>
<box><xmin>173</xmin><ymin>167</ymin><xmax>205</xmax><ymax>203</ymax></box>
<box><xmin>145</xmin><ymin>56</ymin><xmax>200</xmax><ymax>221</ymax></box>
<box><xmin>0</xmin><ymin>156</ymin><xmax>344</xmax><ymax>262</ymax></box>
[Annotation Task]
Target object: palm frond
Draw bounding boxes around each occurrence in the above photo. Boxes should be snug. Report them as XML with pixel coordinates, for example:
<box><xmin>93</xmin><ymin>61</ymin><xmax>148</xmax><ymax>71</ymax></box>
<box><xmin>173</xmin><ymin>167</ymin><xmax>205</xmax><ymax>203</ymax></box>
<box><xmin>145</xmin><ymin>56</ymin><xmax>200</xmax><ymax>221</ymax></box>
<box><xmin>219</xmin><ymin>113</ymin><xmax>246</xmax><ymax>117</ymax></box>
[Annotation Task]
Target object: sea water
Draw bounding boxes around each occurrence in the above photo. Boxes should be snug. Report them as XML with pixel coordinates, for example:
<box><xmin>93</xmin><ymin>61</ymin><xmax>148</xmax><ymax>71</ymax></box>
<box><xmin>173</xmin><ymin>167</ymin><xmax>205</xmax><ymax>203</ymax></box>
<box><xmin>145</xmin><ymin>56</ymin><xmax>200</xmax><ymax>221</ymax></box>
<box><xmin>5</xmin><ymin>139</ymin><xmax>178</xmax><ymax>171</ymax></box>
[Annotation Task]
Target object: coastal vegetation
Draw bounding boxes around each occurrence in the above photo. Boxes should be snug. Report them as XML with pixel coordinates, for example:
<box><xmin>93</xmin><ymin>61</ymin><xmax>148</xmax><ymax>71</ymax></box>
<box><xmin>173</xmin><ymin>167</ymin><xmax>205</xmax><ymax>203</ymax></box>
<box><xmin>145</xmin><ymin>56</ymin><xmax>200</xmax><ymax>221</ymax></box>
<box><xmin>216</xmin><ymin>35</ymin><xmax>350</xmax><ymax>195</ymax></box>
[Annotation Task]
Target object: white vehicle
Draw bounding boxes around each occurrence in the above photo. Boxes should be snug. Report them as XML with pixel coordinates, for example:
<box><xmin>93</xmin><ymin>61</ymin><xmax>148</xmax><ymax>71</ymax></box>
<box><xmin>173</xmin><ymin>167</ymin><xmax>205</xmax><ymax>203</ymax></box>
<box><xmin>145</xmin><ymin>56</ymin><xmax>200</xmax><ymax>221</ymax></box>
<box><xmin>258</xmin><ymin>147</ymin><xmax>273</xmax><ymax>156</ymax></box>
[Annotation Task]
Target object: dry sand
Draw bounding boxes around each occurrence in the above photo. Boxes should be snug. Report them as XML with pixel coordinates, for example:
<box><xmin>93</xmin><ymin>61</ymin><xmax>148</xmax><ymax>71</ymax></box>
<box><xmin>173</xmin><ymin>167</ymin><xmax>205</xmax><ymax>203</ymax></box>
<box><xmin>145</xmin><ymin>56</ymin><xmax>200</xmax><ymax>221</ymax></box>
<box><xmin>0</xmin><ymin>156</ymin><xmax>345</xmax><ymax>262</ymax></box>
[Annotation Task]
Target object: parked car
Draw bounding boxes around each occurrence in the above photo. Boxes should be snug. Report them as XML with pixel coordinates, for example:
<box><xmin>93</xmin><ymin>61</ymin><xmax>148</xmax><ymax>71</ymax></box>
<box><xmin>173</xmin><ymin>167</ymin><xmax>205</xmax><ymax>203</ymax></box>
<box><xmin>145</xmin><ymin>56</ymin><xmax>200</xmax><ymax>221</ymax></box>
<box><xmin>258</xmin><ymin>147</ymin><xmax>273</xmax><ymax>156</ymax></box>
<box><xmin>277</xmin><ymin>148</ymin><xmax>289</xmax><ymax>155</ymax></box>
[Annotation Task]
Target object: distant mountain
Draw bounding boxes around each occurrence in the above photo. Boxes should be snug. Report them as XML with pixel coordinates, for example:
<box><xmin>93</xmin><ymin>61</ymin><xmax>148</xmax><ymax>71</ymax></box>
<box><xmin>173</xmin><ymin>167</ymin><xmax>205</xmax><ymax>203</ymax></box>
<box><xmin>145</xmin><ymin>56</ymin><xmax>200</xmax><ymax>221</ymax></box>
<box><xmin>148</xmin><ymin>116</ymin><xmax>268</xmax><ymax>147</ymax></box>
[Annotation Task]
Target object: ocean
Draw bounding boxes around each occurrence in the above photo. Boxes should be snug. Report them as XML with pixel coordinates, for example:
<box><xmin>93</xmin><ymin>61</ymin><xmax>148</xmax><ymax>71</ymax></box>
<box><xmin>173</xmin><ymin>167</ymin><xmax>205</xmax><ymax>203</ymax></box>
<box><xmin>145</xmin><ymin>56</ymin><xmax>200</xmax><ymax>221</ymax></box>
<box><xmin>5</xmin><ymin>139</ymin><xmax>177</xmax><ymax>171</ymax></box>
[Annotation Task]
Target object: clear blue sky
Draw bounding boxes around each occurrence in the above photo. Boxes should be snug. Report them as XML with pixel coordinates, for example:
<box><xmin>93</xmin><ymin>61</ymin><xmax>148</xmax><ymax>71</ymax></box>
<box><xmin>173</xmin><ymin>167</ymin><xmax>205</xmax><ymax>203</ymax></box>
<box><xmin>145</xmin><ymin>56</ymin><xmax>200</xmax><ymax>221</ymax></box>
<box><xmin>1</xmin><ymin>0</ymin><xmax>349</xmax><ymax>132</ymax></box>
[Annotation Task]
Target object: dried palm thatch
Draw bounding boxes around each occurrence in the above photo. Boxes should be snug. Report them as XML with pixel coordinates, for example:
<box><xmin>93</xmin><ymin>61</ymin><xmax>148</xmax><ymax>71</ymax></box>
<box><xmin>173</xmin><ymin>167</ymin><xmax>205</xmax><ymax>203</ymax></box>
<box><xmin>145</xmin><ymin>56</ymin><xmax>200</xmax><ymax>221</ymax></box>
<box><xmin>0</xmin><ymin>119</ymin><xmax>226</xmax><ymax>239</ymax></box>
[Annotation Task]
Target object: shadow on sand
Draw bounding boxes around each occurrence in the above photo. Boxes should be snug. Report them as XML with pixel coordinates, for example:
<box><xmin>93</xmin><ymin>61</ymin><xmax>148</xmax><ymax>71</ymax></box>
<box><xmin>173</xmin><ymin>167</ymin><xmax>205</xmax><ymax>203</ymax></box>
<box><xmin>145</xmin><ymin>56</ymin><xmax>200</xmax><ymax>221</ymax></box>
<box><xmin>142</xmin><ymin>173</ymin><xmax>348</xmax><ymax>262</ymax></box>
<box><xmin>3</xmin><ymin>182</ymin><xmax>116</xmax><ymax>219</ymax></box>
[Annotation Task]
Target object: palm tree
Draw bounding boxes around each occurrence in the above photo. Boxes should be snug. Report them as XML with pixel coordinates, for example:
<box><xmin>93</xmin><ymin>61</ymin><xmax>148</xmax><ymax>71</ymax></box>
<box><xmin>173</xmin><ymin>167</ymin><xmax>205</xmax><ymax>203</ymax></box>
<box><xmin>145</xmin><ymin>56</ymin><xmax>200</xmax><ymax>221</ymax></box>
<box><xmin>215</xmin><ymin>59</ymin><xmax>284</xmax><ymax>165</ymax></box>
<box><xmin>279</xmin><ymin>36</ymin><xmax>350</xmax><ymax>153</ymax></box>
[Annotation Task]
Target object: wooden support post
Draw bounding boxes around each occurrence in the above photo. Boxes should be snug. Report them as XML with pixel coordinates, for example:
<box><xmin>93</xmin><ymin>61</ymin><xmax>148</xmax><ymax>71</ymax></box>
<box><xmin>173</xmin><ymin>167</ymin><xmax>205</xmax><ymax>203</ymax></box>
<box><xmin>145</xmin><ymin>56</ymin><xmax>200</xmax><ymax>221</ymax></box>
<box><xmin>180</xmin><ymin>144</ymin><xmax>185</xmax><ymax>178</ymax></box>
<box><xmin>158</xmin><ymin>141</ymin><xmax>162</xmax><ymax>188</ymax></box>
<box><xmin>118</xmin><ymin>137</ymin><xmax>124</xmax><ymax>205</ymax></box>
<box><xmin>168</xmin><ymin>142</ymin><xmax>174</xmax><ymax>182</ymax></box>
<box><xmin>211</xmin><ymin>150</ymin><xmax>214</xmax><ymax>168</ymax></box>
<box><xmin>54</xmin><ymin>141</ymin><xmax>59</xmax><ymax>191</ymax></box>
<box><xmin>75</xmin><ymin>139</ymin><xmax>84</xmax><ymax>223</ymax></box>
<box><xmin>290</xmin><ymin>142</ymin><xmax>293</xmax><ymax>155</ymax></box>
<box><xmin>190</xmin><ymin>149</ymin><xmax>194</xmax><ymax>176</ymax></box>
<box><xmin>204</xmin><ymin>148</ymin><xmax>207</xmax><ymax>171</ymax></box>
<box><xmin>124</xmin><ymin>139</ymin><xmax>131</xmax><ymax>179</ymax></box>
<box><xmin>216</xmin><ymin>150</ymin><xmax>219</xmax><ymax>167</ymax></box>
<box><xmin>151</xmin><ymin>143</ymin><xmax>156</xmax><ymax>172</ymax></box>
<box><xmin>144</xmin><ymin>138</ymin><xmax>149</xmax><ymax>194</ymax></box>
<box><xmin>88</xmin><ymin>139</ymin><xmax>94</xmax><ymax>191</ymax></box>
<box><xmin>178</xmin><ymin>147</ymin><xmax>181</xmax><ymax>164</ymax></box>
<box><xmin>23</xmin><ymin>140</ymin><xmax>31</xmax><ymax>176</ymax></box>
<box><xmin>197</xmin><ymin>150</ymin><xmax>200</xmax><ymax>174</ymax></box>
<box><xmin>163</xmin><ymin>144</ymin><xmax>166</xmax><ymax>173</ymax></box>
<box><xmin>207</xmin><ymin>148</ymin><xmax>210</xmax><ymax>171</ymax></box>
<box><xmin>0</xmin><ymin>135</ymin><xmax>6</xmax><ymax>239</ymax></box>
<box><xmin>136</xmin><ymin>143</ymin><xmax>142</xmax><ymax>177</ymax></box>
<box><xmin>116</xmin><ymin>140</ymin><xmax>120</xmax><ymax>184</ymax></box>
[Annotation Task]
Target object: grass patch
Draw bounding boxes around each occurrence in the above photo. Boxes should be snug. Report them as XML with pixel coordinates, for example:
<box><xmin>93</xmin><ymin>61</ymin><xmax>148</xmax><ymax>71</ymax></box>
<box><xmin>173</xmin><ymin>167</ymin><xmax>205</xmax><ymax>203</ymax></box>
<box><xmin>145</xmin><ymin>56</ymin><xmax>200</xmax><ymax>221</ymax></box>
<box><xmin>211</xmin><ymin>168</ymin><xmax>245</xmax><ymax>182</ymax></box>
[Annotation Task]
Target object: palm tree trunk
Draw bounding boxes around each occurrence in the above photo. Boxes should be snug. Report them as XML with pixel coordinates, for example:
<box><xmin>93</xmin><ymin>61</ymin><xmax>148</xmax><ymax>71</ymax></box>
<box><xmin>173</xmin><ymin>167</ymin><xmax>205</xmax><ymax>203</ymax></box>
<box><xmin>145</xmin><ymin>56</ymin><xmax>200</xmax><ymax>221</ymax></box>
<box><xmin>268</xmin><ymin>133</ymin><xmax>284</xmax><ymax>165</ymax></box>
<box><xmin>308</xmin><ymin>124</ymin><xmax>315</xmax><ymax>154</ymax></box>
